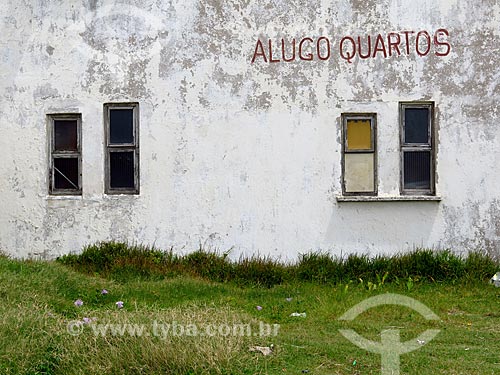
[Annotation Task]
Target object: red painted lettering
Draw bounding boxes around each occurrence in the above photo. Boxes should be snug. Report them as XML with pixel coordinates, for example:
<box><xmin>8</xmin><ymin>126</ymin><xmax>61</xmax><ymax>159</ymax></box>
<box><xmin>416</xmin><ymin>31</ymin><xmax>431</xmax><ymax>56</ymax></box>
<box><xmin>251</xmin><ymin>39</ymin><xmax>267</xmax><ymax>63</ymax></box>
<box><xmin>317</xmin><ymin>37</ymin><xmax>331</xmax><ymax>61</ymax></box>
<box><xmin>357</xmin><ymin>35</ymin><xmax>372</xmax><ymax>59</ymax></box>
<box><xmin>434</xmin><ymin>28</ymin><xmax>451</xmax><ymax>56</ymax></box>
<box><xmin>401</xmin><ymin>30</ymin><xmax>415</xmax><ymax>55</ymax></box>
<box><xmin>373</xmin><ymin>34</ymin><xmax>387</xmax><ymax>58</ymax></box>
<box><xmin>268</xmin><ymin>39</ymin><xmax>280</xmax><ymax>63</ymax></box>
<box><xmin>340</xmin><ymin>36</ymin><xmax>356</xmax><ymax>63</ymax></box>
<box><xmin>387</xmin><ymin>32</ymin><xmax>401</xmax><ymax>57</ymax></box>
<box><xmin>299</xmin><ymin>38</ymin><xmax>314</xmax><ymax>61</ymax></box>
<box><xmin>281</xmin><ymin>38</ymin><xmax>296</xmax><ymax>62</ymax></box>
<box><xmin>252</xmin><ymin>29</ymin><xmax>451</xmax><ymax>65</ymax></box>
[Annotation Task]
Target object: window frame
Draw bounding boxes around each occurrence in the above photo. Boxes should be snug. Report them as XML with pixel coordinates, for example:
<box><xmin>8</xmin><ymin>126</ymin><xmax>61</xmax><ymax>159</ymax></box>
<box><xmin>48</xmin><ymin>113</ymin><xmax>82</xmax><ymax>195</ymax></box>
<box><xmin>341</xmin><ymin>113</ymin><xmax>378</xmax><ymax>196</ymax></box>
<box><xmin>104</xmin><ymin>102</ymin><xmax>140</xmax><ymax>195</ymax></box>
<box><xmin>399</xmin><ymin>101</ymin><xmax>435</xmax><ymax>196</ymax></box>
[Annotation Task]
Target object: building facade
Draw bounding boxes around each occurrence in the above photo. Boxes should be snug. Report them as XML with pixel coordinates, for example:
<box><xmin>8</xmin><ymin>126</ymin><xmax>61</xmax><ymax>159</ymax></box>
<box><xmin>0</xmin><ymin>0</ymin><xmax>499</xmax><ymax>259</ymax></box>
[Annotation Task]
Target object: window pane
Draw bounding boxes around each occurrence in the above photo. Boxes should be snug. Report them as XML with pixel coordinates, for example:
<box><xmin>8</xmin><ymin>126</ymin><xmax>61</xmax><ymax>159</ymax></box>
<box><xmin>404</xmin><ymin>151</ymin><xmax>431</xmax><ymax>190</ymax></box>
<box><xmin>54</xmin><ymin>157</ymin><xmax>79</xmax><ymax>189</ymax></box>
<box><xmin>346</xmin><ymin>119</ymin><xmax>371</xmax><ymax>150</ymax></box>
<box><xmin>110</xmin><ymin>151</ymin><xmax>135</xmax><ymax>188</ymax></box>
<box><xmin>110</xmin><ymin>109</ymin><xmax>134</xmax><ymax>144</ymax></box>
<box><xmin>344</xmin><ymin>153</ymin><xmax>374</xmax><ymax>192</ymax></box>
<box><xmin>54</xmin><ymin>120</ymin><xmax>77</xmax><ymax>151</ymax></box>
<box><xmin>404</xmin><ymin>108</ymin><xmax>429</xmax><ymax>144</ymax></box>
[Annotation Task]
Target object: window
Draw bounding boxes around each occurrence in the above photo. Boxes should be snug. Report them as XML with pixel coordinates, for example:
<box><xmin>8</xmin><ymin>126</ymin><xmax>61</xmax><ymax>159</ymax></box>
<box><xmin>400</xmin><ymin>102</ymin><xmax>435</xmax><ymax>195</ymax></box>
<box><xmin>49</xmin><ymin>114</ymin><xmax>82</xmax><ymax>195</ymax></box>
<box><xmin>341</xmin><ymin>113</ymin><xmax>377</xmax><ymax>195</ymax></box>
<box><xmin>104</xmin><ymin>103</ymin><xmax>139</xmax><ymax>194</ymax></box>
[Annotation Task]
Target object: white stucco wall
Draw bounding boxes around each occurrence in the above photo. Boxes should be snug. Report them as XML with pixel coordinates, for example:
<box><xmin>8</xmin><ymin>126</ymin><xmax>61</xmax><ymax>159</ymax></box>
<box><xmin>0</xmin><ymin>0</ymin><xmax>499</xmax><ymax>259</ymax></box>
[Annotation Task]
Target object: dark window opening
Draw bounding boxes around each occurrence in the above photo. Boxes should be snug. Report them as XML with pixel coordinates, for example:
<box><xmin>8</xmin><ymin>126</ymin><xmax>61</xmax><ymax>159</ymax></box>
<box><xmin>404</xmin><ymin>108</ymin><xmax>429</xmax><ymax>144</ymax></box>
<box><xmin>54</xmin><ymin>120</ymin><xmax>78</xmax><ymax>151</ymax></box>
<box><xmin>110</xmin><ymin>109</ymin><xmax>134</xmax><ymax>144</ymax></box>
<box><xmin>110</xmin><ymin>152</ymin><xmax>135</xmax><ymax>188</ymax></box>
<box><xmin>403</xmin><ymin>151</ymin><xmax>431</xmax><ymax>190</ymax></box>
<box><xmin>54</xmin><ymin>157</ymin><xmax>79</xmax><ymax>189</ymax></box>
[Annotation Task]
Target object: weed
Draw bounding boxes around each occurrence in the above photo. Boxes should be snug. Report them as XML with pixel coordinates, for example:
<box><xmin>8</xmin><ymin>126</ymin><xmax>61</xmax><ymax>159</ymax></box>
<box><xmin>182</xmin><ymin>249</ymin><xmax>233</xmax><ymax>282</ymax></box>
<box><xmin>1</xmin><ymin>254</ymin><xmax>499</xmax><ymax>374</ymax></box>
<box><xmin>57</xmin><ymin>242</ymin><xmax>499</xmax><ymax>287</ymax></box>
<box><xmin>234</xmin><ymin>255</ymin><xmax>287</xmax><ymax>287</ymax></box>
<box><xmin>406</xmin><ymin>276</ymin><xmax>414</xmax><ymax>291</ymax></box>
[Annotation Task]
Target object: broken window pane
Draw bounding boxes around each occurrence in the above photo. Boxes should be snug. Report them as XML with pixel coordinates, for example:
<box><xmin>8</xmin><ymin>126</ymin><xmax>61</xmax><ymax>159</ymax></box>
<box><xmin>404</xmin><ymin>108</ymin><xmax>429</xmax><ymax>144</ymax></box>
<box><xmin>344</xmin><ymin>153</ymin><xmax>374</xmax><ymax>192</ymax></box>
<box><xmin>54</xmin><ymin>120</ymin><xmax>77</xmax><ymax>151</ymax></box>
<box><xmin>54</xmin><ymin>157</ymin><xmax>79</xmax><ymax>190</ymax></box>
<box><xmin>110</xmin><ymin>151</ymin><xmax>135</xmax><ymax>188</ymax></box>
<box><xmin>110</xmin><ymin>109</ymin><xmax>134</xmax><ymax>144</ymax></box>
<box><xmin>404</xmin><ymin>151</ymin><xmax>431</xmax><ymax>190</ymax></box>
<box><xmin>346</xmin><ymin>119</ymin><xmax>372</xmax><ymax>150</ymax></box>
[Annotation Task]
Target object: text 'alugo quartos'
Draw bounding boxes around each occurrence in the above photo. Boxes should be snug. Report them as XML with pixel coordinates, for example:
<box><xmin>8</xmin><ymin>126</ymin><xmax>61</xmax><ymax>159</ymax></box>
<box><xmin>251</xmin><ymin>29</ymin><xmax>451</xmax><ymax>64</ymax></box>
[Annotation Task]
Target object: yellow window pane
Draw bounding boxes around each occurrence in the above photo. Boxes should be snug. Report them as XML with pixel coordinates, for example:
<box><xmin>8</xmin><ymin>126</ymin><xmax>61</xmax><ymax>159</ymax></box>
<box><xmin>344</xmin><ymin>153</ymin><xmax>374</xmax><ymax>192</ymax></box>
<box><xmin>346</xmin><ymin>120</ymin><xmax>372</xmax><ymax>150</ymax></box>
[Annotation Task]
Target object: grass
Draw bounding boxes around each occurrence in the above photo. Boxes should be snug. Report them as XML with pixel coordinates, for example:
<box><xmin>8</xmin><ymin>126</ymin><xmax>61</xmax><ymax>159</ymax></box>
<box><xmin>0</xmin><ymin>247</ymin><xmax>499</xmax><ymax>374</ymax></box>
<box><xmin>57</xmin><ymin>242</ymin><xmax>499</xmax><ymax>286</ymax></box>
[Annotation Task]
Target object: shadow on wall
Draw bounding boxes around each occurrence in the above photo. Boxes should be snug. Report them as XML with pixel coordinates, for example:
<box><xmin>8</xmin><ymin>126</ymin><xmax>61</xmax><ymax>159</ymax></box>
<box><xmin>325</xmin><ymin>202</ymin><xmax>441</xmax><ymax>255</ymax></box>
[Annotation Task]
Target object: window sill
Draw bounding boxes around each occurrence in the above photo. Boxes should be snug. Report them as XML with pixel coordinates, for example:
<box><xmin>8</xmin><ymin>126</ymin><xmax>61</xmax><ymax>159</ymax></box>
<box><xmin>45</xmin><ymin>195</ymin><xmax>83</xmax><ymax>200</ymax></box>
<box><xmin>336</xmin><ymin>195</ymin><xmax>442</xmax><ymax>202</ymax></box>
<box><xmin>103</xmin><ymin>193</ymin><xmax>140</xmax><ymax>199</ymax></box>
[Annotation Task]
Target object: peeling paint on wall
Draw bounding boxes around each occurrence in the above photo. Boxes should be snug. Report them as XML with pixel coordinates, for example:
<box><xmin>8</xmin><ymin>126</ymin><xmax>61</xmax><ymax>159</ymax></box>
<box><xmin>0</xmin><ymin>0</ymin><xmax>499</xmax><ymax>259</ymax></box>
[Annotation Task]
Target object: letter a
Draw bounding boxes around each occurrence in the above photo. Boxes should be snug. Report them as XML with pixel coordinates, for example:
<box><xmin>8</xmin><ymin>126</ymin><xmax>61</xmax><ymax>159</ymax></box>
<box><xmin>251</xmin><ymin>39</ymin><xmax>268</xmax><ymax>63</ymax></box>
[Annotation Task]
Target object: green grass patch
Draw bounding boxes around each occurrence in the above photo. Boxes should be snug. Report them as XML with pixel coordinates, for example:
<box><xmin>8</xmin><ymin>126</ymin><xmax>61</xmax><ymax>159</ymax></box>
<box><xmin>0</xmin><ymin>250</ymin><xmax>499</xmax><ymax>374</ymax></box>
<box><xmin>57</xmin><ymin>242</ymin><xmax>498</xmax><ymax>287</ymax></box>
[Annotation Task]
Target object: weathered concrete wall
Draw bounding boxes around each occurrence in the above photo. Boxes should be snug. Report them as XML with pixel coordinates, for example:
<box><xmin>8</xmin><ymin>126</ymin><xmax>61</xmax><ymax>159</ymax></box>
<box><xmin>0</xmin><ymin>0</ymin><xmax>499</xmax><ymax>259</ymax></box>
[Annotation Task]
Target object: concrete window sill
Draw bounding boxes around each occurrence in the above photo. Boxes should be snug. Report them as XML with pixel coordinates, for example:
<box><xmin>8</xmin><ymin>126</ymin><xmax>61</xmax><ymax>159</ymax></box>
<box><xmin>44</xmin><ymin>195</ymin><xmax>140</xmax><ymax>200</ymax></box>
<box><xmin>336</xmin><ymin>195</ymin><xmax>442</xmax><ymax>202</ymax></box>
<box><xmin>44</xmin><ymin>195</ymin><xmax>83</xmax><ymax>200</ymax></box>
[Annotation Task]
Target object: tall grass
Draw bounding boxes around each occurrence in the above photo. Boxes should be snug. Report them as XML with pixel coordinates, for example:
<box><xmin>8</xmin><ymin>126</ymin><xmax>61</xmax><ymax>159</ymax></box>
<box><xmin>0</xmin><ymin>255</ymin><xmax>262</xmax><ymax>375</ymax></box>
<box><xmin>1</xmin><ymin>253</ymin><xmax>499</xmax><ymax>374</ymax></box>
<box><xmin>57</xmin><ymin>242</ymin><xmax>499</xmax><ymax>287</ymax></box>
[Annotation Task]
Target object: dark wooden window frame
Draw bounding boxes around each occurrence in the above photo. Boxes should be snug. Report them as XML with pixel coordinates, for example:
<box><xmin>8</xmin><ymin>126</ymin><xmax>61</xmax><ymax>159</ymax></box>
<box><xmin>48</xmin><ymin>113</ymin><xmax>82</xmax><ymax>195</ymax></box>
<box><xmin>341</xmin><ymin>113</ymin><xmax>378</xmax><ymax>196</ymax></box>
<box><xmin>104</xmin><ymin>102</ymin><xmax>140</xmax><ymax>195</ymax></box>
<box><xmin>400</xmin><ymin>102</ymin><xmax>435</xmax><ymax>195</ymax></box>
